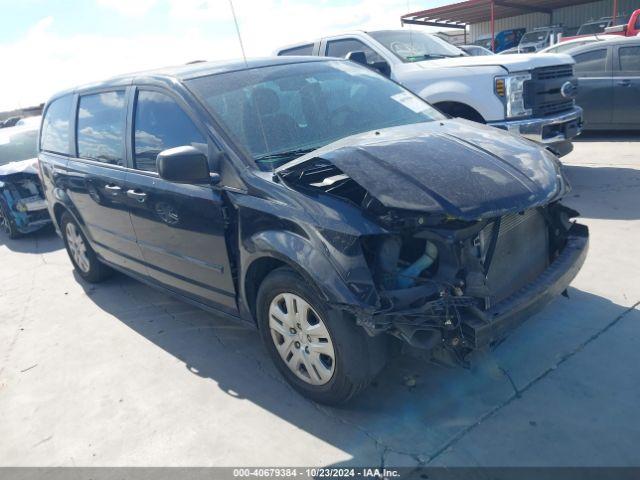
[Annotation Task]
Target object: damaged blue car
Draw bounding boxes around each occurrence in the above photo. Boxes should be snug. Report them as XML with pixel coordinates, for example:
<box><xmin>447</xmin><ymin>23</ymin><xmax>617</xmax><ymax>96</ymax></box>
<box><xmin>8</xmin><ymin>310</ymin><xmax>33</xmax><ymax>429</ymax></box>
<box><xmin>0</xmin><ymin>117</ymin><xmax>51</xmax><ymax>238</ymax></box>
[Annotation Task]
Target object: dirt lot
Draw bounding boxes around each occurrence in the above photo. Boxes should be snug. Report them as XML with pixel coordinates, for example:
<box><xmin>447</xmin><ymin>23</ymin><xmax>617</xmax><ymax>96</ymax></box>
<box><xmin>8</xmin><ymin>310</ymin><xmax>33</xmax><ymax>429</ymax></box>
<box><xmin>1</xmin><ymin>133</ymin><xmax>639</xmax><ymax>467</ymax></box>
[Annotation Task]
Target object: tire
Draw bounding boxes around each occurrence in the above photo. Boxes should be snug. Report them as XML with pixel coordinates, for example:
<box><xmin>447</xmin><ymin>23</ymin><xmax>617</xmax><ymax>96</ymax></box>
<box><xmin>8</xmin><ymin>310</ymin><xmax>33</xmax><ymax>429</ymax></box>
<box><xmin>60</xmin><ymin>212</ymin><xmax>112</xmax><ymax>283</ymax></box>
<box><xmin>0</xmin><ymin>200</ymin><xmax>21</xmax><ymax>239</ymax></box>
<box><xmin>256</xmin><ymin>267</ymin><xmax>387</xmax><ymax>405</ymax></box>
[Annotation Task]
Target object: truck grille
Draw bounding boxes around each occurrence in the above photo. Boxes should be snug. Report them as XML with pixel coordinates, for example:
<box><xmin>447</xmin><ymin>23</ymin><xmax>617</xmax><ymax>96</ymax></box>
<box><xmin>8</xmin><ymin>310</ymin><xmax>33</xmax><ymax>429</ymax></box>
<box><xmin>483</xmin><ymin>209</ymin><xmax>549</xmax><ymax>307</ymax></box>
<box><xmin>525</xmin><ymin>64</ymin><xmax>576</xmax><ymax>117</ymax></box>
<box><xmin>533</xmin><ymin>65</ymin><xmax>574</xmax><ymax>80</ymax></box>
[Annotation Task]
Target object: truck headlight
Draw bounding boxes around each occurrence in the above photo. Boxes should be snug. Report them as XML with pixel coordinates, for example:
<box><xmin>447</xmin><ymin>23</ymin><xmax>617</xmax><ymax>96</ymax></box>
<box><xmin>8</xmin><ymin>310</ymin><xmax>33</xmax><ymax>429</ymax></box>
<box><xmin>495</xmin><ymin>73</ymin><xmax>532</xmax><ymax>118</ymax></box>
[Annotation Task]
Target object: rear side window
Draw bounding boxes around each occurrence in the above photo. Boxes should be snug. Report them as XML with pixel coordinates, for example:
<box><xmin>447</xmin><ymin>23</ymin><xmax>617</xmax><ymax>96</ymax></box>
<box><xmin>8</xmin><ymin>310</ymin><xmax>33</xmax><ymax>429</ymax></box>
<box><xmin>279</xmin><ymin>44</ymin><xmax>314</xmax><ymax>56</ymax></box>
<box><xmin>573</xmin><ymin>49</ymin><xmax>608</xmax><ymax>76</ymax></box>
<box><xmin>41</xmin><ymin>95</ymin><xmax>73</xmax><ymax>154</ymax></box>
<box><xmin>325</xmin><ymin>38</ymin><xmax>385</xmax><ymax>65</ymax></box>
<box><xmin>133</xmin><ymin>90</ymin><xmax>206</xmax><ymax>173</ymax></box>
<box><xmin>77</xmin><ymin>91</ymin><xmax>126</xmax><ymax>165</ymax></box>
<box><xmin>619</xmin><ymin>46</ymin><xmax>640</xmax><ymax>73</ymax></box>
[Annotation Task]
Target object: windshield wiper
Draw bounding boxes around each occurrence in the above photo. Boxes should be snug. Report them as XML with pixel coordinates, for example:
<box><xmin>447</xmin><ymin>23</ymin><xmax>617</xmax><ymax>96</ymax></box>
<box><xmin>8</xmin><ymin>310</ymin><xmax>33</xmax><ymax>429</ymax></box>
<box><xmin>406</xmin><ymin>53</ymin><xmax>454</xmax><ymax>61</ymax></box>
<box><xmin>255</xmin><ymin>147</ymin><xmax>320</xmax><ymax>168</ymax></box>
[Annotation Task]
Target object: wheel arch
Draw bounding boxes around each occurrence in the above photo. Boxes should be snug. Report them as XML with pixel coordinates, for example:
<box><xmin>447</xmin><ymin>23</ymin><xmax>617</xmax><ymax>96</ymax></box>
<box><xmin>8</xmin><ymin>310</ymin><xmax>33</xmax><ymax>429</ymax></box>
<box><xmin>433</xmin><ymin>101</ymin><xmax>486</xmax><ymax>123</ymax></box>
<box><xmin>241</xmin><ymin>230</ymin><xmax>368</xmax><ymax>324</ymax></box>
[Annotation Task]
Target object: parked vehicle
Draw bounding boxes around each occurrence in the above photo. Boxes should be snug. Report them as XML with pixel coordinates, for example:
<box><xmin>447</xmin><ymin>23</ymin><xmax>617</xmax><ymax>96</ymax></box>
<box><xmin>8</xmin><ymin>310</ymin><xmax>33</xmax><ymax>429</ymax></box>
<box><xmin>518</xmin><ymin>26</ymin><xmax>565</xmax><ymax>52</ymax></box>
<box><xmin>569</xmin><ymin>37</ymin><xmax>640</xmax><ymax>130</ymax></box>
<box><xmin>560</xmin><ymin>15</ymin><xmax>629</xmax><ymax>42</ymax></box>
<box><xmin>603</xmin><ymin>9</ymin><xmax>640</xmax><ymax>38</ymax></box>
<box><xmin>0</xmin><ymin>118</ymin><xmax>51</xmax><ymax>238</ymax></box>
<box><xmin>497</xmin><ymin>46</ymin><xmax>521</xmax><ymax>55</ymax></box>
<box><xmin>1</xmin><ymin>116</ymin><xmax>21</xmax><ymax>129</ymax></box>
<box><xmin>459</xmin><ymin>45</ymin><xmax>494</xmax><ymax>56</ymax></box>
<box><xmin>539</xmin><ymin>35</ymin><xmax>616</xmax><ymax>54</ymax></box>
<box><xmin>40</xmin><ymin>58</ymin><xmax>588</xmax><ymax>404</ymax></box>
<box><xmin>276</xmin><ymin>30</ymin><xmax>582</xmax><ymax>149</ymax></box>
<box><xmin>473</xmin><ymin>29</ymin><xmax>525</xmax><ymax>53</ymax></box>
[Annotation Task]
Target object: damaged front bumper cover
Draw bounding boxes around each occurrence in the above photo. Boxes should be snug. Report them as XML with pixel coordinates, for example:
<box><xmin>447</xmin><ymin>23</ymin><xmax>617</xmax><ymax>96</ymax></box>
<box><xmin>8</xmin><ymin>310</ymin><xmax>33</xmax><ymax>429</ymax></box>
<box><xmin>356</xmin><ymin>223</ymin><xmax>589</xmax><ymax>351</ymax></box>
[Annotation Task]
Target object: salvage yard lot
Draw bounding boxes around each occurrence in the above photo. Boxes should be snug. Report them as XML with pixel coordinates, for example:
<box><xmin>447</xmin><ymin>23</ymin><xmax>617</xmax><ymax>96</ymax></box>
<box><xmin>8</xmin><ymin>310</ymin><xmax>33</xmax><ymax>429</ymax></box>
<box><xmin>1</xmin><ymin>134</ymin><xmax>639</xmax><ymax>467</ymax></box>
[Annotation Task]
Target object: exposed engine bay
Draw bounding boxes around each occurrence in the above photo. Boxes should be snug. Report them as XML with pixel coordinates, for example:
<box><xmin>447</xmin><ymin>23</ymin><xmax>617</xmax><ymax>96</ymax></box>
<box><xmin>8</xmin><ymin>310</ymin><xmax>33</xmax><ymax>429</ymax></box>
<box><xmin>278</xmin><ymin>127</ymin><xmax>589</xmax><ymax>362</ymax></box>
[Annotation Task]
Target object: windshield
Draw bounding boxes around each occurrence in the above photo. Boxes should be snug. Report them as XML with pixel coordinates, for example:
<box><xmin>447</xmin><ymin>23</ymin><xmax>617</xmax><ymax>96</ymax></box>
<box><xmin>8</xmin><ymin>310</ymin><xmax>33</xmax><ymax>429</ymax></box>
<box><xmin>474</xmin><ymin>38</ymin><xmax>492</xmax><ymax>50</ymax></box>
<box><xmin>187</xmin><ymin>61</ymin><xmax>444</xmax><ymax>171</ymax></box>
<box><xmin>521</xmin><ymin>31</ymin><xmax>548</xmax><ymax>44</ymax></box>
<box><xmin>577</xmin><ymin>21</ymin><xmax>609</xmax><ymax>35</ymax></box>
<box><xmin>369</xmin><ymin>30</ymin><xmax>465</xmax><ymax>62</ymax></box>
<box><xmin>0</xmin><ymin>126</ymin><xmax>39</xmax><ymax>166</ymax></box>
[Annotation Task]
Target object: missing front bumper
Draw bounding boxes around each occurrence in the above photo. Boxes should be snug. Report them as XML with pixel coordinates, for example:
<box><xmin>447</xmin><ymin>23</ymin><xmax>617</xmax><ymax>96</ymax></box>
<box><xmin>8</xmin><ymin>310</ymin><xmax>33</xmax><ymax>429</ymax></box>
<box><xmin>462</xmin><ymin>223</ymin><xmax>589</xmax><ymax>348</ymax></box>
<box><xmin>362</xmin><ymin>222</ymin><xmax>589</xmax><ymax>353</ymax></box>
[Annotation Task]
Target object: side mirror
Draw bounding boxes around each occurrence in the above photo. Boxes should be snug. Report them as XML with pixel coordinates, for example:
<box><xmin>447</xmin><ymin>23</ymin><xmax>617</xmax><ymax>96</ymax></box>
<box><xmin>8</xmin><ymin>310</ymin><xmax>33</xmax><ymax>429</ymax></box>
<box><xmin>346</xmin><ymin>50</ymin><xmax>368</xmax><ymax>66</ymax></box>
<box><xmin>345</xmin><ymin>51</ymin><xmax>390</xmax><ymax>77</ymax></box>
<box><xmin>157</xmin><ymin>146</ymin><xmax>212</xmax><ymax>184</ymax></box>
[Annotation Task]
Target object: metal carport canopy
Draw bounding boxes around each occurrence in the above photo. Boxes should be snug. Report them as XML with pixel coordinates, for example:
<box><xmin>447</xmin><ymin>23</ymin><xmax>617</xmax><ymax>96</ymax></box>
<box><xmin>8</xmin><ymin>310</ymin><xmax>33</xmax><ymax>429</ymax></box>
<box><xmin>401</xmin><ymin>0</ymin><xmax>598</xmax><ymax>28</ymax></box>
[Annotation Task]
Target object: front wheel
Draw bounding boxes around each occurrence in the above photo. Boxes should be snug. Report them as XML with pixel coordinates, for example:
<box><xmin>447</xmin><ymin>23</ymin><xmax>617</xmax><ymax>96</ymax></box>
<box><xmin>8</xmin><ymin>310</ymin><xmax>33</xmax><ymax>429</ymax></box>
<box><xmin>60</xmin><ymin>212</ymin><xmax>112</xmax><ymax>283</ymax></box>
<box><xmin>256</xmin><ymin>268</ymin><xmax>387</xmax><ymax>404</ymax></box>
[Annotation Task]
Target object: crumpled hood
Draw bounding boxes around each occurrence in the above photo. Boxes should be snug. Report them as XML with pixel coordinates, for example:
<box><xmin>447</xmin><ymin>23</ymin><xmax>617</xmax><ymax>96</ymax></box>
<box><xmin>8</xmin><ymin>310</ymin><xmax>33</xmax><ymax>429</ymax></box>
<box><xmin>279</xmin><ymin>120</ymin><xmax>565</xmax><ymax>221</ymax></box>
<box><xmin>409</xmin><ymin>52</ymin><xmax>574</xmax><ymax>72</ymax></box>
<box><xmin>0</xmin><ymin>158</ymin><xmax>39</xmax><ymax>177</ymax></box>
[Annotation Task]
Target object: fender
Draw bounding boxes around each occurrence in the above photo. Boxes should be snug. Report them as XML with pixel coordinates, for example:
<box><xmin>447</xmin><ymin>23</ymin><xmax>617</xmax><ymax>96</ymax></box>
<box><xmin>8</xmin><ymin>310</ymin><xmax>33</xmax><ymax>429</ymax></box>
<box><xmin>398</xmin><ymin>66</ymin><xmax>506</xmax><ymax>122</ymax></box>
<box><xmin>417</xmin><ymin>81</ymin><xmax>496</xmax><ymax>122</ymax></box>
<box><xmin>240</xmin><ymin>229</ymin><xmax>375</xmax><ymax>323</ymax></box>
<box><xmin>51</xmin><ymin>188</ymin><xmax>93</xmax><ymax>241</ymax></box>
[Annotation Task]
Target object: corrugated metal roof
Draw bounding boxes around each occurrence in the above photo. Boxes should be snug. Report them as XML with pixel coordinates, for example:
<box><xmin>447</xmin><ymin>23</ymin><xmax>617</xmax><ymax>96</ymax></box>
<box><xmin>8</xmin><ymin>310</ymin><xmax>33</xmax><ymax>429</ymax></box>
<box><xmin>402</xmin><ymin>0</ymin><xmax>602</xmax><ymax>26</ymax></box>
<box><xmin>465</xmin><ymin>0</ymin><xmax>638</xmax><ymax>42</ymax></box>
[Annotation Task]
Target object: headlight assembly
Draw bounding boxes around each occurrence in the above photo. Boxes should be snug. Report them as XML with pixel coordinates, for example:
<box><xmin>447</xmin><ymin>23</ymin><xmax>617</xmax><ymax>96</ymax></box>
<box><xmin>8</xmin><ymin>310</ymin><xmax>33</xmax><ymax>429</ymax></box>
<box><xmin>495</xmin><ymin>72</ymin><xmax>532</xmax><ymax>119</ymax></box>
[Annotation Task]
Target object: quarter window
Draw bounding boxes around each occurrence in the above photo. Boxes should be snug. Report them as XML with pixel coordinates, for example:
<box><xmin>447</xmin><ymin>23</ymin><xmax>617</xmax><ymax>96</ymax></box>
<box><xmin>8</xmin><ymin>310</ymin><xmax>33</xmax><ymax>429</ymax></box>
<box><xmin>133</xmin><ymin>91</ymin><xmax>206</xmax><ymax>173</ymax></box>
<box><xmin>41</xmin><ymin>95</ymin><xmax>73</xmax><ymax>155</ymax></box>
<box><xmin>325</xmin><ymin>39</ymin><xmax>385</xmax><ymax>65</ymax></box>
<box><xmin>619</xmin><ymin>46</ymin><xmax>640</xmax><ymax>73</ymax></box>
<box><xmin>77</xmin><ymin>91</ymin><xmax>126</xmax><ymax>165</ymax></box>
<box><xmin>573</xmin><ymin>49</ymin><xmax>608</xmax><ymax>77</ymax></box>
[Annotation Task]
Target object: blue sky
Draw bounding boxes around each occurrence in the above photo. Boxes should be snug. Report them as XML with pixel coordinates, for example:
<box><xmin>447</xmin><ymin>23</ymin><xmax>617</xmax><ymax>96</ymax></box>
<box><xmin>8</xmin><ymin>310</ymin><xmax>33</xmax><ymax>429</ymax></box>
<box><xmin>0</xmin><ymin>0</ymin><xmax>449</xmax><ymax>110</ymax></box>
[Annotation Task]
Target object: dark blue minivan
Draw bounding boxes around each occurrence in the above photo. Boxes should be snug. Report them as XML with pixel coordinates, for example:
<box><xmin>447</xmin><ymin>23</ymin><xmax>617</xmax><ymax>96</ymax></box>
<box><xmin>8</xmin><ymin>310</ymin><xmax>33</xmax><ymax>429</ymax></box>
<box><xmin>39</xmin><ymin>57</ymin><xmax>588</xmax><ymax>404</ymax></box>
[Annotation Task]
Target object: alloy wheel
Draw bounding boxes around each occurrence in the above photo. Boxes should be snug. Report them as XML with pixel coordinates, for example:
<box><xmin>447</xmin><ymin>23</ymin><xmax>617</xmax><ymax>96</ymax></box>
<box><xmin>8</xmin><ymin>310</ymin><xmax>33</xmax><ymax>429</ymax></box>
<box><xmin>268</xmin><ymin>292</ymin><xmax>336</xmax><ymax>385</ymax></box>
<box><xmin>65</xmin><ymin>222</ymin><xmax>91</xmax><ymax>273</ymax></box>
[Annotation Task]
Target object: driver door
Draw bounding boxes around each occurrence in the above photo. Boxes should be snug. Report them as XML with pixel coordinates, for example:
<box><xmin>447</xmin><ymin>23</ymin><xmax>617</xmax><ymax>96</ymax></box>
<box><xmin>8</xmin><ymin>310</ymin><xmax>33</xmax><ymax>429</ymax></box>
<box><xmin>124</xmin><ymin>88</ymin><xmax>238</xmax><ymax>314</ymax></box>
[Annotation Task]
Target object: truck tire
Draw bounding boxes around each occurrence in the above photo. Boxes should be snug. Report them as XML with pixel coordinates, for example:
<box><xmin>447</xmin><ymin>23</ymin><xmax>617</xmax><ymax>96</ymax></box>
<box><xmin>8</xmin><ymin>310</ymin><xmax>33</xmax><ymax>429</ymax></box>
<box><xmin>256</xmin><ymin>267</ymin><xmax>387</xmax><ymax>404</ymax></box>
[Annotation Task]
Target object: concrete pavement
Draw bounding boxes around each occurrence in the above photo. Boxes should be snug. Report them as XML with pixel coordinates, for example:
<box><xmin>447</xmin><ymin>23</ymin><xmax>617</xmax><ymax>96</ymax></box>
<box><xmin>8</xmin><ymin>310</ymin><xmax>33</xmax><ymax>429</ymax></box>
<box><xmin>0</xmin><ymin>133</ymin><xmax>638</xmax><ymax>467</ymax></box>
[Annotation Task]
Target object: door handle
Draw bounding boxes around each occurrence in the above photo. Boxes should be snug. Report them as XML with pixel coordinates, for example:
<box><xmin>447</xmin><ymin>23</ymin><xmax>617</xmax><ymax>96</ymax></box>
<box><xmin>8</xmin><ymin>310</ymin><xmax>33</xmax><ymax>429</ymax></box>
<box><xmin>104</xmin><ymin>184</ymin><xmax>122</xmax><ymax>194</ymax></box>
<box><xmin>126</xmin><ymin>189</ymin><xmax>147</xmax><ymax>202</ymax></box>
<box><xmin>617</xmin><ymin>80</ymin><xmax>631</xmax><ymax>87</ymax></box>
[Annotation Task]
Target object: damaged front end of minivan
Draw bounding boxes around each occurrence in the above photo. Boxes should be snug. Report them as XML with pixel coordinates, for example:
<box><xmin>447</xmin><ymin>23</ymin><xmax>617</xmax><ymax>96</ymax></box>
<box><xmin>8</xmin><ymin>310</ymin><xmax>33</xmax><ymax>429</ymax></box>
<box><xmin>0</xmin><ymin>160</ymin><xmax>51</xmax><ymax>237</ymax></box>
<box><xmin>276</xmin><ymin>120</ymin><xmax>588</xmax><ymax>362</ymax></box>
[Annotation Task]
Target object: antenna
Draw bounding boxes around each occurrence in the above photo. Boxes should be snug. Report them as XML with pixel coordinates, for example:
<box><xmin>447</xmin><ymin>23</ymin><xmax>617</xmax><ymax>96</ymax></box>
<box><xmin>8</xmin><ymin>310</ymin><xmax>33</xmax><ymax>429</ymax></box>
<box><xmin>228</xmin><ymin>0</ymin><xmax>248</xmax><ymax>67</ymax></box>
<box><xmin>227</xmin><ymin>0</ymin><xmax>271</xmax><ymax>169</ymax></box>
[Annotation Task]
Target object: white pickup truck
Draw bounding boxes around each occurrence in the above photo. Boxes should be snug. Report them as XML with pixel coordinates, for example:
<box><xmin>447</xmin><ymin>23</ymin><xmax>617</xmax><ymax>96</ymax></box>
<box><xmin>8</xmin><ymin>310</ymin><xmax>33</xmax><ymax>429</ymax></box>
<box><xmin>276</xmin><ymin>30</ymin><xmax>583</xmax><ymax>150</ymax></box>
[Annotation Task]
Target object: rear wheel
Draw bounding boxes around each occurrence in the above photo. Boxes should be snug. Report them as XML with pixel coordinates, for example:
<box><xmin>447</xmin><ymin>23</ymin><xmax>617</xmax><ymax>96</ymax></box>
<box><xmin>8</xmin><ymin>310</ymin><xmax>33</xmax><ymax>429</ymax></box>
<box><xmin>0</xmin><ymin>201</ymin><xmax>21</xmax><ymax>239</ymax></box>
<box><xmin>60</xmin><ymin>212</ymin><xmax>112</xmax><ymax>283</ymax></box>
<box><xmin>256</xmin><ymin>267</ymin><xmax>387</xmax><ymax>404</ymax></box>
